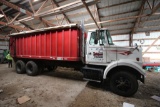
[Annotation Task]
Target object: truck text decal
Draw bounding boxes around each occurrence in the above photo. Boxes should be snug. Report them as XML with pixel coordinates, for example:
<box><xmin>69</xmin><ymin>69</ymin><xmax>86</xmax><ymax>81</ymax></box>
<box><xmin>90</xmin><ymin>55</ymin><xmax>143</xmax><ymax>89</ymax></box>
<box><xmin>93</xmin><ymin>52</ymin><xmax>103</xmax><ymax>58</ymax></box>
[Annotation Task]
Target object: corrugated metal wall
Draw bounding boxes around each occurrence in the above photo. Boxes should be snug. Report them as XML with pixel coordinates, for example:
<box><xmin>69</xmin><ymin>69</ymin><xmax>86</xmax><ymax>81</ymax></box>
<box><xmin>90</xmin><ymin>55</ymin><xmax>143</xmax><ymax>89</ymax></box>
<box><xmin>113</xmin><ymin>32</ymin><xmax>160</xmax><ymax>62</ymax></box>
<box><xmin>0</xmin><ymin>40</ymin><xmax>9</xmax><ymax>57</ymax></box>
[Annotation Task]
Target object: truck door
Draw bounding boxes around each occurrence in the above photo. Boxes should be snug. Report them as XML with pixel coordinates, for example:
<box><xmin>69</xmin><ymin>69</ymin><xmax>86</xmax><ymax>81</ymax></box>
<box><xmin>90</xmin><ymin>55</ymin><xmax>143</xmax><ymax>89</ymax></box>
<box><xmin>86</xmin><ymin>31</ymin><xmax>107</xmax><ymax>64</ymax></box>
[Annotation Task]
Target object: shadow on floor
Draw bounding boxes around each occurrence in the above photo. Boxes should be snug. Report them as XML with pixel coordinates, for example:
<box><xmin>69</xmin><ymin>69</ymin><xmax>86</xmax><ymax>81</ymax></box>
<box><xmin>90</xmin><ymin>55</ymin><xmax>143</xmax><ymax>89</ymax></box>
<box><xmin>86</xmin><ymin>79</ymin><xmax>110</xmax><ymax>91</ymax></box>
<box><xmin>41</xmin><ymin>68</ymin><xmax>84</xmax><ymax>81</ymax></box>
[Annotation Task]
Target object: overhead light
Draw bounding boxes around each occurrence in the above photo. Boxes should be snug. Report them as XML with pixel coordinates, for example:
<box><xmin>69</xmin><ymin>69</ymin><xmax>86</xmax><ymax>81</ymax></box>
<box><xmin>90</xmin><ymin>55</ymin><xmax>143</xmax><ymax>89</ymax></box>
<box><xmin>0</xmin><ymin>14</ymin><xmax>4</xmax><ymax>18</ymax></box>
<box><xmin>33</xmin><ymin>0</ymin><xmax>39</xmax><ymax>2</ymax></box>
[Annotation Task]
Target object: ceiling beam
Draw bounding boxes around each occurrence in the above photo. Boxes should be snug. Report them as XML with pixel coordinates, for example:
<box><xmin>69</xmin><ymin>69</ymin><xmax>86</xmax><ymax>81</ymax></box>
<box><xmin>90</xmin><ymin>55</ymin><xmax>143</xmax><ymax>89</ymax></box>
<box><xmin>111</xmin><ymin>30</ymin><xmax>160</xmax><ymax>36</ymax></box>
<box><xmin>99</xmin><ymin>0</ymin><xmax>141</xmax><ymax>10</ymax></box>
<box><xmin>150</xmin><ymin>2</ymin><xmax>160</xmax><ymax>16</ymax></box>
<box><xmin>35</xmin><ymin>0</ymin><xmax>82</xmax><ymax>17</ymax></box>
<box><xmin>109</xmin><ymin>28</ymin><xmax>131</xmax><ymax>32</ymax></box>
<box><xmin>12</xmin><ymin>0</ymin><xmax>99</xmax><ymax>25</ymax></box>
<box><xmin>7</xmin><ymin>0</ymin><xmax>82</xmax><ymax>24</ymax></box>
<box><xmin>36</xmin><ymin>0</ymin><xmax>48</xmax><ymax>14</ymax></box>
<box><xmin>81</xmin><ymin>0</ymin><xmax>99</xmax><ymax>29</ymax></box>
<box><xmin>0</xmin><ymin>21</ymin><xmax>29</xmax><ymax>31</ymax></box>
<box><xmin>144</xmin><ymin>18</ymin><xmax>160</xmax><ymax>23</ymax></box>
<box><xmin>139</xmin><ymin>2</ymin><xmax>160</xmax><ymax>27</ymax></box>
<box><xmin>143</xmin><ymin>36</ymin><xmax>160</xmax><ymax>55</ymax></box>
<box><xmin>86</xmin><ymin>13</ymin><xmax>160</xmax><ymax>30</ymax></box>
<box><xmin>152</xmin><ymin>0</ymin><xmax>156</xmax><ymax>9</ymax></box>
<box><xmin>97</xmin><ymin>24</ymin><xmax>160</xmax><ymax>31</ymax></box>
<box><xmin>46</xmin><ymin>7</ymin><xmax>151</xmax><ymax>24</ymax></box>
<box><xmin>7</xmin><ymin>15</ymin><xmax>34</xmax><ymax>30</ymax></box>
<box><xmin>9</xmin><ymin>12</ymin><xmax>21</xmax><ymax>24</ymax></box>
<box><xmin>0</xmin><ymin>7</ymin><xmax>9</xmax><ymax>22</ymax></box>
<box><xmin>46</xmin><ymin>8</ymin><xmax>150</xmax><ymax>24</ymax></box>
<box><xmin>95</xmin><ymin>4</ymin><xmax>101</xmax><ymax>28</ymax></box>
<box><xmin>100</xmin><ymin>8</ymin><xmax>149</xmax><ymax>19</ymax></box>
<box><xmin>4</xmin><ymin>0</ymin><xmax>46</xmax><ymax>14</ymax></box>
<box><xmin>51</xmin><ymin>0</ymin><xmax>71</xmax><ymax>23</ymax></box>
<box><xmin>130</xmin><ymin>0</ymin><xmax>147</xmax><ymax>46</ymax></box>
<box><xmin>140</xmin><ymin>25</ymin><xmax>160</xmax><ymax>29</ymax></box>
<box><xmin>11</xmin><ymin>0</ymin><xmax>97</xmax><ymax>20</ymax></box>
<box><xmin>29</xmin><ymin>0</ymin><xmax>35</xmax><ymax>13</ymax></box>
<box><xmin>20</xmin><ymin>22</ymin><xmax>34</xmax><ymax>30</ymax></box>
<box><xmin>147</xmin><ymin>0</ymin><xmax>152</xmax><ymax>10</ymax></box>
<box><xmin>4</xmin><ymin>0</ymin><xmax>67</xmax><ymax>16</ymax></box>
<box><xmin>48</xmin><ymin>7</ymin><xmax>147</xmax><ymax>20</ymax></box>
<box><xmin>3</xmin><ymin>0</ymin><xmax>142</xmax><ymax>23</ymax></box>
<box><xmin>0</xmin><ymin>7</ymin><xmax>20</xmax><ymax>32</ymax></box>
<box><xmin>76</xmin><ymin>14</ymin><xmax>160</xmax><ymax>27</ymax></box>
<box><xmin>84</xmin><ymin>14</ymin><xmax>148</xmax><ymax>26</ymax></box>
<box><xmin>2</xmin><ymin>0</ymin><xmax>23</xmax><ymax>12</ymax></box>
<box><xmin>0</xmin><ymin>0</ymin><xmax>55</xmax><ymax>27</ymax></box>
<box><xmin>102</xmin><ymin>22</ymin><xmax>134</xmax><ymax>28</ymax></box>
<box><xmin>0</xmin><ymin>7</ymin><xmax>33</xmax><ymax>30</ymax></box>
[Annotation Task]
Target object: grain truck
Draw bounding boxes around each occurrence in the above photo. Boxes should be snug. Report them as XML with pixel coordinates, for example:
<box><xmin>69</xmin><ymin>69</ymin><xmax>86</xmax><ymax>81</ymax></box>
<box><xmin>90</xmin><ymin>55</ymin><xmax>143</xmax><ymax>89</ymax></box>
<box><xmin>9</xmin><ymin>24</ymin><xmax>145</xmax><ymax>97</ymax></box>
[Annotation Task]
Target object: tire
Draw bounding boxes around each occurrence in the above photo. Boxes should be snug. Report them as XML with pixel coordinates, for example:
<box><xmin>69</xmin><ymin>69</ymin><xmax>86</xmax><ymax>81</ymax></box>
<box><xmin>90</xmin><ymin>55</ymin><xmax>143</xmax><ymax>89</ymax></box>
<box><xmin>109</xmin><ymin>71</ymin><xmax>138</xmax><ymax>97</ymax></box>
<box><xmin>26</xmin><ymin>61</ymin><xmax>39</xmax><ymax>76</ymax></box>
<box><xmin>16</xmin><ymin>60</ymin><xmax>26</xmax><ymax>74</ymax></box>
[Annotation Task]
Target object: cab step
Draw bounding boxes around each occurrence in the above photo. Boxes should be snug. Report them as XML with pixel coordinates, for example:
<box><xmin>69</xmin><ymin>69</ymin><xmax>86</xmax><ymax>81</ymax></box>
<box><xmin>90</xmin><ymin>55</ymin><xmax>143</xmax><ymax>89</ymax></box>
<box><xmin>81</xmin><ymin>66</ymin><xmax>104</xmax><ymax>82</ymax></box>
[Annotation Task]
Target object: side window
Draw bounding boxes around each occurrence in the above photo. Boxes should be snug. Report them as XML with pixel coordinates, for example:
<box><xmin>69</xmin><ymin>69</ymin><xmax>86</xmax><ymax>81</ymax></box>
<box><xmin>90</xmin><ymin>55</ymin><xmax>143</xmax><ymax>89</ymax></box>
<box><xmin>89</xmin><ymin>31</ymin><xmax>106</xmax><ymax>45</ymax></box>
<box><xmin>106</xmin><ymin>30</ymin><xmax>114</xmax><ymax>45</ymax></box>
<box><xmin>89</xmin><ymin>32</ymin><xmax>96</xmax><ymax>45</ymax></box>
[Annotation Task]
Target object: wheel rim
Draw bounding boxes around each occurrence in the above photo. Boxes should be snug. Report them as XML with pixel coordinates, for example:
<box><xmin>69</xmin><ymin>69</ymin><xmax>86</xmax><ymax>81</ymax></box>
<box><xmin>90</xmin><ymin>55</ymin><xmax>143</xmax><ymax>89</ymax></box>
<box><xmin>114</xmin><ymin>76</ymin><xmax>131</xmax><ymax>92</ymax></box>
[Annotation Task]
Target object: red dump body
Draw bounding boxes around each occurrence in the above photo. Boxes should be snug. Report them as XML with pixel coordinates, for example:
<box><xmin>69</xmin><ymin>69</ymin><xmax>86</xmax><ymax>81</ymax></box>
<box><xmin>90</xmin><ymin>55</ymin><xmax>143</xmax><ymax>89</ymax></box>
<box><xmin>10</xmin><ymin>24</ymin><xmax>81</xmax><ymax>61</ymax></box>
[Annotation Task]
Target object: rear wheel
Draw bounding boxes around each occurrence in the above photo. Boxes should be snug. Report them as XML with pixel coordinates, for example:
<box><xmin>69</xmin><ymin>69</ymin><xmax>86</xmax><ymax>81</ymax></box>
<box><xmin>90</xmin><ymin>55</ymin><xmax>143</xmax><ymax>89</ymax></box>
<box><xmin>26</xmin><ymin>61</ymin><xmax>39</xmax><ymax>76</ymax></box>
<box><xmin>109</xmin><ymin>71</ymin><xmax>138</xmax><ymax>97</ymax></box>
<box><xmin>16</xmin><ymin>60</ymin><xmax>26</xmax><ymax>74</ymax></box>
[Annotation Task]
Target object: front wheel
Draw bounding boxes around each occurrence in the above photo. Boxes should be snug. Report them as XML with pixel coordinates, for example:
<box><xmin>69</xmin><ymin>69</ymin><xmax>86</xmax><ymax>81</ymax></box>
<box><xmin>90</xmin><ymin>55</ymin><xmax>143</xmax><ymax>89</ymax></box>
<box><xmin>109</xmin><ymin>71</ymin><xmax>138</xmax><ymax>97</ymax></box>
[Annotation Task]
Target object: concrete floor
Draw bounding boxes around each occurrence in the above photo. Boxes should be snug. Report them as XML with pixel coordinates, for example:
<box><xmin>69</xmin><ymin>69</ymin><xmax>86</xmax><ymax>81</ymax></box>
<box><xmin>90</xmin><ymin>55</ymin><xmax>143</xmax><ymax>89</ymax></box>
<box><xmin>0</xmin><ymin>64</ymin><xmax>160</xmax><ymax>107</ymax></box>
<box><xmin>0</xmin><ymin>64</ymin><xmax>87</xmax><ymax>107</ymax></box>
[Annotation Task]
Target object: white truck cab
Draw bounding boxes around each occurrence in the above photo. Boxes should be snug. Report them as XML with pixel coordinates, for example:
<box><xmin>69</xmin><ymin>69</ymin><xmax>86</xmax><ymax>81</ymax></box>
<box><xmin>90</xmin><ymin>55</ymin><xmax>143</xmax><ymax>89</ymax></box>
<box><xmin>82</xmin><ymin>29</ymin><xmax>145</xmax><ymax>97</ymax></box>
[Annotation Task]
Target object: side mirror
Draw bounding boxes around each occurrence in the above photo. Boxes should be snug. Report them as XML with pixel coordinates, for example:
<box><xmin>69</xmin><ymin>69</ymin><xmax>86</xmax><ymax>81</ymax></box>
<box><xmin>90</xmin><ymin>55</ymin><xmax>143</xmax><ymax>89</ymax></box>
<box><xmin>94</xmin><ymin>39</ymin><xmax>98</xmax><ymax>44</ymax></box>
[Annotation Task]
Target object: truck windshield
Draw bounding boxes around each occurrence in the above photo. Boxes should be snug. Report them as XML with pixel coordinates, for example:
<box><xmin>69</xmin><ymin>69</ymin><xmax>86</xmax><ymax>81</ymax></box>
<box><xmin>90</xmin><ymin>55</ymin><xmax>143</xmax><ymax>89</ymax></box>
<box><xmin>89</xmin><ymin>30</ymin><xmax>114</xmax><ymax>45</ymax></box>
<box><xmin>106</xmin><ymin>30</ymin><xmax>114</xmax><ymax>45</ymax></box>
